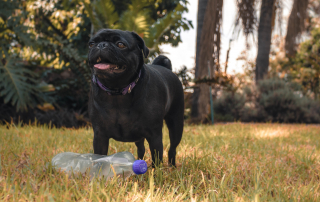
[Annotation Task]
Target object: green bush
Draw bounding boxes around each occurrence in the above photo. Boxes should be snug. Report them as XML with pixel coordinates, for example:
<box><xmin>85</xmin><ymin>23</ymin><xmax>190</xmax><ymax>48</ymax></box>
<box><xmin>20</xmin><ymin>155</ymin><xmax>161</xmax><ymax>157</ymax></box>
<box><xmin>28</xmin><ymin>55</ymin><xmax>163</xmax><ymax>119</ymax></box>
<box><xmin>257</xmin><ymin>79</ymin><xmax>320</xmax><ymax>123</ymax></box>
<box><xmin>213</xmin><ymin>92</ymin><xmax>246</xmax><ymax>122</ymax></box>
<box><xmin>213</xmin><ymin>79</ymin><xmax>320</xmax><ymax>123</ymax></box>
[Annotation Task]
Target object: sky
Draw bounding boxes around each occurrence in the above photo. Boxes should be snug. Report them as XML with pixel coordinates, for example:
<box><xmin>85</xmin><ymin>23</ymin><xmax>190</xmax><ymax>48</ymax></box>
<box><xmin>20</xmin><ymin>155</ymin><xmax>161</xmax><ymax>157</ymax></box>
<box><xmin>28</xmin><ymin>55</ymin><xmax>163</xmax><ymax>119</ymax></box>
<box><xmin>160</xmin><ymin>0</ymin><xmax>293</xmax><ymax>74</ymax></box>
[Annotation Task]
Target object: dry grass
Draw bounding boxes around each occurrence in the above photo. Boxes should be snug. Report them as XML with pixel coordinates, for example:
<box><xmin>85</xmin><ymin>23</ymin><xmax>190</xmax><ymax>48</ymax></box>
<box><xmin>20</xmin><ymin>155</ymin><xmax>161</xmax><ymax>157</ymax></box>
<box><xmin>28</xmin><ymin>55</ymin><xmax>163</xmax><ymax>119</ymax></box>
<box><xmin>0</xmin><ymin>122</ymin><xmax>320</xmax><ymax>201</ymax></box>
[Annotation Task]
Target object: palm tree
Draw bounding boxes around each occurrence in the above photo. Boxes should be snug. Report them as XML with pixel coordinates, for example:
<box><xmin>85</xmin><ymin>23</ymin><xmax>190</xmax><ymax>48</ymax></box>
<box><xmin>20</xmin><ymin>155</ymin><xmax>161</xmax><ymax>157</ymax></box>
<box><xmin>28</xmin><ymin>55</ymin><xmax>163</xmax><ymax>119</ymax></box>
<box><xmin>285</xmin><ymin>0</ymin><xmax>310</xmax><ymax>56</ymax></box>
<box><xmin>255</xmin><ymin>0</ymin><xmax>276</xmax><ymax>82</ymax></box>
<box><xmin>191</xmin><ymin>0</ymin><xmax>223</xmax><ymax>123</ymax></box>
<box><xmin>191</xmin><ymin>0</ymin><xmax>208</xmax><ymax>122</ymax></box>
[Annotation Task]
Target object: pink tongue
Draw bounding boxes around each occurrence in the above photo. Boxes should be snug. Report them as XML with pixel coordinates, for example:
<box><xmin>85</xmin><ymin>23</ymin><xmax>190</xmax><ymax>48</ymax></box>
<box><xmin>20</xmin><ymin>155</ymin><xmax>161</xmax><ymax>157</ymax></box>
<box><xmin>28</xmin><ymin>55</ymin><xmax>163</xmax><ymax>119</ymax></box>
<box><xmin>94</xmin><ymin>63</ymin><xmax>111</xmax><ymax>69</ymax></box>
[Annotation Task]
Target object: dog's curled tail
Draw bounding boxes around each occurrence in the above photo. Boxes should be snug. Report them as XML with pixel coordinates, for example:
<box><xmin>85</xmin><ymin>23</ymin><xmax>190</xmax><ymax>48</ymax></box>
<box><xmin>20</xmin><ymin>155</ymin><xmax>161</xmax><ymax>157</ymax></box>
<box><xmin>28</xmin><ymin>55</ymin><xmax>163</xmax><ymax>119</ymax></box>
<box><xmin>152</xmin><ymin>55</ymin><xmax>172</xmax><ymax>71</ymax></box>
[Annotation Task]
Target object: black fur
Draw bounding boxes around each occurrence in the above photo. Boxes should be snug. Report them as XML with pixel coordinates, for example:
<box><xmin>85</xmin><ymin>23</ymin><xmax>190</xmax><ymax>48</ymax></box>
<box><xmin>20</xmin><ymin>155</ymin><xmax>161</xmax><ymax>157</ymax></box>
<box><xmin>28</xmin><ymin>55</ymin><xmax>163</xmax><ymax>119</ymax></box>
<box><xmin>152</xmin><ymin>55</ymin><xmax>172</xmax><ymax>70</ymax></box>
<box><xmin>88</xmin><ymin>29</ymin><xmax>184</xmax><ymax>166</ymax></box>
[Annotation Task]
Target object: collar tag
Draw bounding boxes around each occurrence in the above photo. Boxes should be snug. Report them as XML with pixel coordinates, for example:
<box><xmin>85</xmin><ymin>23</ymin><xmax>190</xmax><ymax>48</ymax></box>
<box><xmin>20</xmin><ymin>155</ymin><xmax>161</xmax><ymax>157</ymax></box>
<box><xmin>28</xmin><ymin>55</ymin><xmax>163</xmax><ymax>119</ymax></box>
<box><xmin>128</xmin><ymin>85</ymin><xmax>132</xmax><ymax>94</ymax></box>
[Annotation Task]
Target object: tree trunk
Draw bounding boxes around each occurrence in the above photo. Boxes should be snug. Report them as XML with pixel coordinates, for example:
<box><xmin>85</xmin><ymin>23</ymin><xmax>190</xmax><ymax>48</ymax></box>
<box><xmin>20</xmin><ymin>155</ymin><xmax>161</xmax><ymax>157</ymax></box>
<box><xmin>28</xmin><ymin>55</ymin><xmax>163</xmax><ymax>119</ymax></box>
<box><xmin>285</xmin><ymin>0</ymin><xmax>309</xmax><ymax>56</ymax></box>
<box><xmin>255</xmin><ymin>0</ymin><xmax>275</xmax><ymax>83</ymax></box>
<box><xmin>191</xmin><ymin>0</ymin><xmax>209</xmax><ymax>122</ymax></box>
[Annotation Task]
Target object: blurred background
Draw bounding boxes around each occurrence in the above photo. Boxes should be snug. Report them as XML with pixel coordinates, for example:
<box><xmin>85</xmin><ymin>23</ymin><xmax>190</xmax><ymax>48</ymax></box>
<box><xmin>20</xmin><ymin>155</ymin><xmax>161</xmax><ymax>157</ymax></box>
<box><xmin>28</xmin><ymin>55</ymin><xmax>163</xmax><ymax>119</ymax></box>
<box><xmin>0</xmin><ymin>0</ymin><xmax>319</xmax><ymax>127</ymax></box>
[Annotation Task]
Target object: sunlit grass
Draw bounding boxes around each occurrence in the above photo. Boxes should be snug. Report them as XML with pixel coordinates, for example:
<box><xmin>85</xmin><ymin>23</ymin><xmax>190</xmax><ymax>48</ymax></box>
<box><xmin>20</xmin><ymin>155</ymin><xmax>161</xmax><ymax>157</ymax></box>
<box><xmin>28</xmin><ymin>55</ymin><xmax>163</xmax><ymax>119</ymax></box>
<box><xmin>0</xmin><ymin>122</ymin><xmax>320</xmax><ymax>201</ymax></box>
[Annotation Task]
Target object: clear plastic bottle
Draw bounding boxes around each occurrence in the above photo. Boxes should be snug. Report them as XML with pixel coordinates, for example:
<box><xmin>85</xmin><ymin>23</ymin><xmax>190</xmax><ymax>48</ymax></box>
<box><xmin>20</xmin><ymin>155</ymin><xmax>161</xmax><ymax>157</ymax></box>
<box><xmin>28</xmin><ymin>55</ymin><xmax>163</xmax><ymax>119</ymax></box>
<box><xmin>51</xmin><ymin>151</ymin><xmax>148</xmax><ymax>179</ymax></box>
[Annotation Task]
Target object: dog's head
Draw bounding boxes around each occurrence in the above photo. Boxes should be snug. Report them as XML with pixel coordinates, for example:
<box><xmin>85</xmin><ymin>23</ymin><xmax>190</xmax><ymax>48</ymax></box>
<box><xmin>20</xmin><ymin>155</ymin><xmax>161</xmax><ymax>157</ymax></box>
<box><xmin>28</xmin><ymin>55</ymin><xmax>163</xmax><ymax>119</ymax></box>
<box><xmin>88</xmin><ymin>29</ymin><xmax>149</xmax><ymax>85</ymax></box>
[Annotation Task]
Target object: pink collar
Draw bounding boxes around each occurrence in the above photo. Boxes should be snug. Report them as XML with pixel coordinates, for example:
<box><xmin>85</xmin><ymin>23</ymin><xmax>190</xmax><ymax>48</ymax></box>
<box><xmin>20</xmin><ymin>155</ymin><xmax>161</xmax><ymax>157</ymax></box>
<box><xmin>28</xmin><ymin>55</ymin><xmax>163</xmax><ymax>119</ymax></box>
<box><xmin>92</xmin><ymin>70</ymin><xmax>141</xmax><ymax>95</ymax></box>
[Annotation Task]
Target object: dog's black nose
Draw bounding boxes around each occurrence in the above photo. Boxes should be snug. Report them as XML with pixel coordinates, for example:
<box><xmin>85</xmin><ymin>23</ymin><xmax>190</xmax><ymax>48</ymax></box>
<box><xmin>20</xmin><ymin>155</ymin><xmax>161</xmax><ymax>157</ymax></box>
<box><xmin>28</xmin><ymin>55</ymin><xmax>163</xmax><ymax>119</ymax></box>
<box><xmin>97</xmin><ymin>42</ymin><xmax>108</xmax><ymax>49</ymax></box>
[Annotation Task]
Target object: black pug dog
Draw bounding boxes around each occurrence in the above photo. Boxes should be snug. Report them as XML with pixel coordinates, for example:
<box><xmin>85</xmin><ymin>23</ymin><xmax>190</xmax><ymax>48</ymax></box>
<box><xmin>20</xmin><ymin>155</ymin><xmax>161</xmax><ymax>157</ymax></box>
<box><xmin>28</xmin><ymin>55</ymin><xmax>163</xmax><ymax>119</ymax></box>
<box><xmin>88</xmin><ymin>29</ymin><xmax>184</xmax><ymax>166</ymax></box>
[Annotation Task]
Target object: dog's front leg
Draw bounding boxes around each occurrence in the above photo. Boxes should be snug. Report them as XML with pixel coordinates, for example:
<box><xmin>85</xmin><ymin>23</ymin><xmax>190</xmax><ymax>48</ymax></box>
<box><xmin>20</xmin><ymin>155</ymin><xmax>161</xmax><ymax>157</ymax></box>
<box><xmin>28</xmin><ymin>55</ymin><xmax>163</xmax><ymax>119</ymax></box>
<box><xmin>135</xmin><ymin>138</ymin><xmax>145</xmax><ymax>160</ymax></box>
<box><xmin>93</xmin><ymin>133</ymin><xmax>109</xmax><ymax>155</ymax></box>
<box><xmin>146</xmin><ymin>134</ymin><xmax>163</xmax><ymax>167</ymax></box>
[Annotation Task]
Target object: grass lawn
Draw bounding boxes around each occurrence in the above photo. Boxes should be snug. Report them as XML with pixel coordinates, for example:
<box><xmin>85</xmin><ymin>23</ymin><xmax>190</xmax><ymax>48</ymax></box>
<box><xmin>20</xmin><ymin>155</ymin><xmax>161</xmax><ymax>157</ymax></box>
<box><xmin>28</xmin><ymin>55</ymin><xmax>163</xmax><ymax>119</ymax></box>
<box><xmin>0</xmin><ymin>123</ymin><xmax>320</xmax><ymax>201</ymax></box>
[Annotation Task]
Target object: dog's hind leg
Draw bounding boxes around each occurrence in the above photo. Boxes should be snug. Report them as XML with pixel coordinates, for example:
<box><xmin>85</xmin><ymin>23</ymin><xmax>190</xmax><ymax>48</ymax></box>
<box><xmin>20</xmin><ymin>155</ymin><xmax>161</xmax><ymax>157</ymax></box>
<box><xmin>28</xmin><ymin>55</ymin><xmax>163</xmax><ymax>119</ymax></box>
<box><xmin>135</xmin><ymin>138</ymin><xmax>145</xmax><ymax>160</ymax></box>
<box><xmin>165</xmin><ymin>104</ymin><xmax>184</xmax><ymax>166</ymax></box>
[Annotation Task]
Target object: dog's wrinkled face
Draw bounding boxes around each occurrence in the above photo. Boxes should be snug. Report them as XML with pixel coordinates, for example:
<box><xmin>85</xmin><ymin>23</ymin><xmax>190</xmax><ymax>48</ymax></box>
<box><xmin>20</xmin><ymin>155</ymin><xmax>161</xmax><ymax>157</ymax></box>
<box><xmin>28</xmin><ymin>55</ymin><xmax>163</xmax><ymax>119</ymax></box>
<box><xmin>88</xmin><ymin>29</ymin><xmax>149</xmax><ymax>81</ymax></box>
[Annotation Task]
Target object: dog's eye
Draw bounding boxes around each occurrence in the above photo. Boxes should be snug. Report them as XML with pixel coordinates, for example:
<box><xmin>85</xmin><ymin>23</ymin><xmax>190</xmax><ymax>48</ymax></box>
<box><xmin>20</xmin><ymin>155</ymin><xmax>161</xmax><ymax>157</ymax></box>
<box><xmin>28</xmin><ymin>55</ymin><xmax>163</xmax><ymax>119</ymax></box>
<box><xmin>89</xmin><ymin>42</ymin><xmax>95</xmax><ymax>48</ymax></box>
<box><xmin>117</xmin><ymin>42</ymin><xmax>126</xmax><ymax>49</ymax></box>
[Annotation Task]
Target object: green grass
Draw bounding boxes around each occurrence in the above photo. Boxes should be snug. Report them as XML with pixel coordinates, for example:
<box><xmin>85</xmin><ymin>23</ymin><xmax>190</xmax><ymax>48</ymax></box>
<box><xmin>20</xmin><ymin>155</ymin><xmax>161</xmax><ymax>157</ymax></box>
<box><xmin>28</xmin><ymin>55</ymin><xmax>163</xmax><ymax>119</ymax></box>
<box><xmin>0</xmin><ymin>122</ymin><xmax>320</xmax><ymax>201</ymax></box>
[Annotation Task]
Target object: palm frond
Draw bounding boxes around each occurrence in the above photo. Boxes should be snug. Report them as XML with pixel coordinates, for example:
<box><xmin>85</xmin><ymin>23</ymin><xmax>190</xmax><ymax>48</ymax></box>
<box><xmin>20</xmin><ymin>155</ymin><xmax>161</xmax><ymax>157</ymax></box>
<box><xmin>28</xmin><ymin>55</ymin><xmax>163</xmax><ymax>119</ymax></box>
<box><xmin>145</xmin><ymin>3</ymin><xmax>189</xmax><ymax>51</ymax></box>
<box><xmin>95</xmin><ymin>0</ymin><xmax>119</xmax><ymax>27</ymax></box>
<box><xmin>83</xmin><ymin>0</ymin><xmax>121</xmax><ymax>31</ymax></box>
<box><xmin>0</xmin><ymin>57</ymin><xmax>41</xmax><ymax>111</ymax></box>
<box><xmin>116</xmin><ymin>9</ymin><xmax>150</xmax><ymax>37</ymax></box>
<box><xmin>234</xmin><ymin>0</ymin><xmax>257</xmax><ymax>40</ymax></box>
<box><xmin>82</xmin><ymin>0</ymin><xmax>107</xmax><ymax>31</ymax></box>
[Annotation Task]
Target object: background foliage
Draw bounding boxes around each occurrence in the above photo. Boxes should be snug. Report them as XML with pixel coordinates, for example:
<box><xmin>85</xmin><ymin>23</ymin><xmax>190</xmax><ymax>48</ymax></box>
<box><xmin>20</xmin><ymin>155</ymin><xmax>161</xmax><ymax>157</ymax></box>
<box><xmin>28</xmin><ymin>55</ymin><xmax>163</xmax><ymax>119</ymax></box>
<box><xmin>270</xmin><ymin>27</ymin><xmax>320</xmax><ymax>101</ymax></box>
<box><xmin>0</xmin><ymin>0</ymin><xmax>192</xmax><ymax>126</ymax></box>
<box><xmin>213</xmin><ymin>79</ymin><xmax>320</xmax><ymax>123</ymax></box>
<box><xmin>1</xmin><ymin>0</ymin><xmax>320</xmax><ymax>126</ymax></box>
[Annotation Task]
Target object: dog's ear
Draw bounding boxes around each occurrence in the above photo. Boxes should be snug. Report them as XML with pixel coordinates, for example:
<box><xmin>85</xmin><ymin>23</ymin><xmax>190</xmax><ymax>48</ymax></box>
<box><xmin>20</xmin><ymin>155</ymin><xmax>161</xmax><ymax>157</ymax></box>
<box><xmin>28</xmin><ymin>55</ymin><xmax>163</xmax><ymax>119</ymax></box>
<box><xmin>131</xmin><ymin>32</ymin><xmax>149</xmax><ymax>58</ymax></box>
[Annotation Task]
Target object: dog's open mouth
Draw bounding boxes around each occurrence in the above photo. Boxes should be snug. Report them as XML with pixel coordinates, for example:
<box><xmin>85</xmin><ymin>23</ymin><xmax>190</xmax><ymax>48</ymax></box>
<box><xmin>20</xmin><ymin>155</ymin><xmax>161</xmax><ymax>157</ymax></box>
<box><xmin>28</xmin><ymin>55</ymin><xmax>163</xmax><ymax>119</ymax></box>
<box><xmin>93</xmin><ymin>57</ymin><xmax>125</xmax><ymax>72</ymax></box>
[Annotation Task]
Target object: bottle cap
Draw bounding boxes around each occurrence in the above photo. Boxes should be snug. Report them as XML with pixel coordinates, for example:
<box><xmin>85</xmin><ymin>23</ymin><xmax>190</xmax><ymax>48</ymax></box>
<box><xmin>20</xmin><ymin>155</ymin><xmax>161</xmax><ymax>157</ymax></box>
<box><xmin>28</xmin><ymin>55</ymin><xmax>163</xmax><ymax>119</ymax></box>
<box><xmin>132</xmin><ymin>160</ymin><xmax>148</xmax><ymax>175</ymax></box>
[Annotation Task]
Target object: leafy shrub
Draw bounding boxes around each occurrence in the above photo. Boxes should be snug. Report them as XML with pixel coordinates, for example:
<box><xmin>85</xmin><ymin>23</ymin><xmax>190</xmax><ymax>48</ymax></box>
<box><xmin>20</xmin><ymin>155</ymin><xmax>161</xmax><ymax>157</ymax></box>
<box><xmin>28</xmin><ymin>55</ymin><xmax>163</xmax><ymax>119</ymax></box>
<box><xmin>0</xmin><ymin>99</ymin><xmax>89</xmax><ymax>128</ymax></box>
<box><xmin>213</xmin><ymin>79</ymin><xmax>320</xmax><ymax>123</ymax></box>
<box><xmin>213</xmin><ymin>92</ymin><xmax>246</xmax><ymax>122</ymax></box>
<box><xmin>34</xmin><ymin>109</ymin><xmax>90</xmax><ymax>128</ymax></box>
<box><xmin>256</xmin><ymin>79</ymin><xmax>320</xmax><ymax>123</ymax></box>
